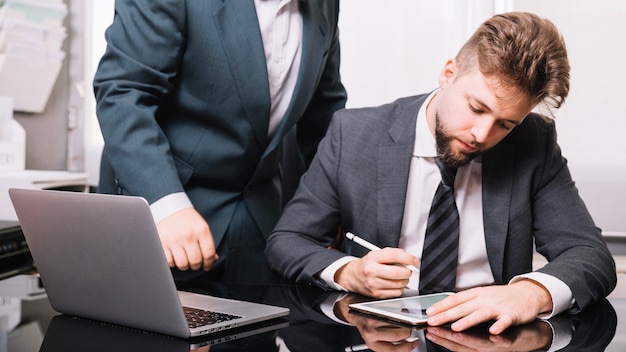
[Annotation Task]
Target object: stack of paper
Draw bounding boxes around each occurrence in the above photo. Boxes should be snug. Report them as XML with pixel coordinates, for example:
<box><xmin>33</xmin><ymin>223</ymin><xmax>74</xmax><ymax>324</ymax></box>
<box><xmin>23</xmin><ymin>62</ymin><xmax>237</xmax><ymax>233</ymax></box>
<box><xmin>0</xmin><ymin>0</ymin><xmax>67</xmax><ymax>113</ymax></box>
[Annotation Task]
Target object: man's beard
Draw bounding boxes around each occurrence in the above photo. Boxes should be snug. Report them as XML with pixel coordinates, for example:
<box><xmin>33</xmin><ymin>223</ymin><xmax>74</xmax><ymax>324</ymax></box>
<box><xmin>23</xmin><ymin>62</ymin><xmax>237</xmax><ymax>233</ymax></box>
<box><xmin>435</xmin><ymin>113</ymin><xmax>483</xmax><ymax>169</ymax></box>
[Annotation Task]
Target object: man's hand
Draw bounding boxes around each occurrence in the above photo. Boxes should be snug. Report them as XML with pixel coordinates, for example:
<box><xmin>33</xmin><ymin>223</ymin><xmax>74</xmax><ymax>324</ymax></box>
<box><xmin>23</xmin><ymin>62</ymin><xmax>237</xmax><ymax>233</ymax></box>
<box><xmin>350</xmin><ymin>318</ymin><xmax>419</xmax><ymax>352</ymax></box>
<box><xmin>335</xmin><ymin>248</ymin><xmax>419</xmax><ymax>298</ymax></box>
<box><xmin>424</xmin><ymin>319</ymin><xmax>553</xmax><ymax>352</ymax></box>
<box><xmin>335</xmin><ymin>294</ymin><xmax>419</xmax><ymax>352</ymax></box>
<box><xmin>426</xmin><ymin>280</ymin><xmax>553</xmax><ymax>334</ymax></box>
<box><xmin>156</xmin><ymin>208</ymin><xmax>218</xmax><ymax>271</ymax></box>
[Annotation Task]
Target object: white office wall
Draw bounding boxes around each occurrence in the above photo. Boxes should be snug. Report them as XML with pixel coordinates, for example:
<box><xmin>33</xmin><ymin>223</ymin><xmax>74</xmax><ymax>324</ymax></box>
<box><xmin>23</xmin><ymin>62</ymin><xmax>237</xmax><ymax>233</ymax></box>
<box><xmin>339</xmin><ymin>0</ymin><xmax>495</xmax><ymax>108</ymax></box>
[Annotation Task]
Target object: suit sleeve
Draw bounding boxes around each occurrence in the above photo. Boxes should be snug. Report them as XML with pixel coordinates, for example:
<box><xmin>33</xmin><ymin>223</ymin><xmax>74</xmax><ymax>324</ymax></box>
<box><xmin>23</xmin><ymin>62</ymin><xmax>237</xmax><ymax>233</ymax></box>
<box><xmin>93</xmin><ymin>0</ymin><xmax>186</xmax><ymax>203</ymax></box>
<box><xmin>527</xmin><ymin>121</ymin><xmax>616</xmax><ymax>312</ymax></box>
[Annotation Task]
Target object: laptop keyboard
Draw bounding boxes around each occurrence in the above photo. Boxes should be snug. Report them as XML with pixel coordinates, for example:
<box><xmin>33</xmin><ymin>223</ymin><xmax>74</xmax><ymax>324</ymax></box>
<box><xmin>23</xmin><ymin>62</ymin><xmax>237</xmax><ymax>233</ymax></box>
<box><xmin>183</xmin><ymin>306</ymin><xmax>242</xmax><ymax>328</ymax></box>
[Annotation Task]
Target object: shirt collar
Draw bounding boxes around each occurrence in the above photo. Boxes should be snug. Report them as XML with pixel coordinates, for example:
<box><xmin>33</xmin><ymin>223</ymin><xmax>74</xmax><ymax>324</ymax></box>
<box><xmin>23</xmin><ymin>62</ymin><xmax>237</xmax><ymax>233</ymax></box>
<box><xmin>414</xmin><ymin>90</ymin><xmax>439</xmax><ymax>157</ymax></box>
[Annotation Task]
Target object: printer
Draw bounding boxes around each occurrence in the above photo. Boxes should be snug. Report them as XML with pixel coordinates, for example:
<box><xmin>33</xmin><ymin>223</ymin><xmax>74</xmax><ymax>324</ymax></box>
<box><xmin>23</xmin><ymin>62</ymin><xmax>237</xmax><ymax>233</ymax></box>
<box><xmin>0</xmin><ymin>220</ymin><xmax>33</xmax><ymax>280</ymax></box>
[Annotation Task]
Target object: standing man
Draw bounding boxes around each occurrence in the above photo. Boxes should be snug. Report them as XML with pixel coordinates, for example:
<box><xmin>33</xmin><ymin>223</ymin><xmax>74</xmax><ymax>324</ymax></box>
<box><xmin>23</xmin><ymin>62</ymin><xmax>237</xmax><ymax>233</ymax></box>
<box><xmin>266</xmin><ymin>12</ymin><xmax>616</xmax><ymax>334</ymax></box>
<box><xmin>93</xmin><ymin>0</ymin><xmax>346</xmax><ymax>286</ymax></box>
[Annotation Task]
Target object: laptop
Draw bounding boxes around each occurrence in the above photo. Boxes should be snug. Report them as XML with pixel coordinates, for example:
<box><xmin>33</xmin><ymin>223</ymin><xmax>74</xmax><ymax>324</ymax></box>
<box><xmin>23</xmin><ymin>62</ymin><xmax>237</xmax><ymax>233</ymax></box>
<box><xmin>8</xmin><ymin>188</ymin><xmax>289</xmax><ymax>339</ymax></box>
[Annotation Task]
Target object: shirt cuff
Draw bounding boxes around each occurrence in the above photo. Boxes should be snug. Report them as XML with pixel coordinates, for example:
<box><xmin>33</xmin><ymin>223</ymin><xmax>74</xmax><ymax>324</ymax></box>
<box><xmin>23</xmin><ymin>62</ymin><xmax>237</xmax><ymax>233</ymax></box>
<box><xmin>318</xmin><ymin>256</ymin><xmax>359</xmax><ymax>291</ymax></box>
<box><xmin>318</xmin><ymin>292</ymin><xmax>353</xmax><ymax>325</ymax></box>
<box><xmin>509</xmin><ymin>272</ymin><xmax>574</xmax><ymax>318</ymax></box>
<box><xmin>544</xmin><ymin>315</ymin><xmax>574</xmax><ymax>352</ymax></box>
<box><xmin>149</xmin><ymin>192</ymin><xmax>194</xmax><ymax>224</ymax></box>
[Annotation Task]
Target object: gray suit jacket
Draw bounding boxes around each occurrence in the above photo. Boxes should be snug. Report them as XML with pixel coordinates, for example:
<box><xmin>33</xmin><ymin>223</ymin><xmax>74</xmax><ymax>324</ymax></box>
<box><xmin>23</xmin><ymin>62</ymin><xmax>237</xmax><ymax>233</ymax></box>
<box><xmin>93</xmin><ymin>0</ymin><xmax>346</xmax><ymax>246</ymax></box>
<box><xmin>266</xmin><ymin>94</ymin><xmax>616</xmax><ymax>313</ymax></box>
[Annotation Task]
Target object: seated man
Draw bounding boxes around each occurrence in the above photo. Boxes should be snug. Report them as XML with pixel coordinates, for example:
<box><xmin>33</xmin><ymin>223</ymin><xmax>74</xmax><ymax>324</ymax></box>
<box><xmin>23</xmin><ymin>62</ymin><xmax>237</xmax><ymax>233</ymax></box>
<box><xmin>265</xmin><ymin>12</ymin><xmax>616</xmax><ymax>335</ymax></box>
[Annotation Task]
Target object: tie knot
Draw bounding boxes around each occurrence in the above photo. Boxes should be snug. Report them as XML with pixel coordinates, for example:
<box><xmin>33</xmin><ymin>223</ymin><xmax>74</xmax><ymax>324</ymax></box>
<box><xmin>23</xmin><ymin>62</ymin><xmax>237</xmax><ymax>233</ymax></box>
<box><xmin>435</xmin><ymin>157</ymin><xmax>457</xmax><ymax>187</ymax></box>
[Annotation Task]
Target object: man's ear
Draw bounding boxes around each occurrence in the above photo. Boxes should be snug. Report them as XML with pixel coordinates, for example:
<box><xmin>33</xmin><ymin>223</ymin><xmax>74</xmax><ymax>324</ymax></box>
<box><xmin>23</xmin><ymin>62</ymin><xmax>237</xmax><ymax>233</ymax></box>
<box><xmin>438</xmin><ymin>59</ymin><xmax>457</xmax><ymax>88</ymax></box>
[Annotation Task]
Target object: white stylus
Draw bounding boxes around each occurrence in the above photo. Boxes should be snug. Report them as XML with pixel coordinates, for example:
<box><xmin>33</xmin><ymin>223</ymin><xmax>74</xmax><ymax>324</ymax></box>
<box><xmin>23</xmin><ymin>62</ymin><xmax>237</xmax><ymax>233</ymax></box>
<box><xmin>346</xmin><ymin>232</ymin><xmax>419</xmax><ymax>272</ymax></box>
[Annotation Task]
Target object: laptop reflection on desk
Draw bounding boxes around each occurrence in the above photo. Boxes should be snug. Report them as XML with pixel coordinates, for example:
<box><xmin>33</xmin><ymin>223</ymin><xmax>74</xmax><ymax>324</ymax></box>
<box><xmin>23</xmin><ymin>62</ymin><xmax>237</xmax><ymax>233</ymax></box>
<box><xmin>40</xmin><ymin>314</ymin><xmax>288</xmax><ymax>351</ymax></box>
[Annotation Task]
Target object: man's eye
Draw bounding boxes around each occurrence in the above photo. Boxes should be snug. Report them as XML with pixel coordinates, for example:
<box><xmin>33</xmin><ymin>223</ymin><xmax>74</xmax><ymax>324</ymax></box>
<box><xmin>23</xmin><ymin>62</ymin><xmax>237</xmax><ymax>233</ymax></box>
<box><xmin>469</xmin><ymin>104</ymin><xmax>482</xmax><ymax>114</ymax></box>
<box><xmin>499</xmin><ymin>121</ymin><xmax>513</xmax><ymax>130</ymax></box>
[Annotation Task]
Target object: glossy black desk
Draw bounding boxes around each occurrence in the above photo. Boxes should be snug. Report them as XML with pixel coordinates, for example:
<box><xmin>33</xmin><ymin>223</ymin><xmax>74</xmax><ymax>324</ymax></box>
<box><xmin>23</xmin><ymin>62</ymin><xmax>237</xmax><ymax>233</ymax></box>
<box><xmin>3</xmin><ymin>282</ymin><xmax>625</xmax><ymax>351</ymax></box>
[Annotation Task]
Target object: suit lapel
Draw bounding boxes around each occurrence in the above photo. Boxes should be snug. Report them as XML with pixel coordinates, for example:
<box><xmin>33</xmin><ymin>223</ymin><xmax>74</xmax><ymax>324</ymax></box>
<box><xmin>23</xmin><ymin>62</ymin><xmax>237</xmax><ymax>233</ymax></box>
<box><xmin>213</xmin><ymin>0</ymin><xmax>270</xmax><ymax>147</ymax></box>
<box><xmin>263</xmin><ymin>0</ymin><xmax>330</xmax><ymax>153</ymax></box>
<box><xmin>376</xmin><ymin>97</ymin><xmax>425</xmax><ymax>248</ymax></box>
<box><xmin>482</xmin><ymin>143</ymin><xmax>515</xmax><ymax>283</ymax></box>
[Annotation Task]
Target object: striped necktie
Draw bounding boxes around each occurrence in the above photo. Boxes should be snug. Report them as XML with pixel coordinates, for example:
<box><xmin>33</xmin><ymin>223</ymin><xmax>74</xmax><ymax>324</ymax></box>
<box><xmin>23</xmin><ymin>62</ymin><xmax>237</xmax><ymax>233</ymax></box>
<box><xmin>419</xmin><ymin>158</ymin><xmax>459</xmax><ymax>294</ymax></box>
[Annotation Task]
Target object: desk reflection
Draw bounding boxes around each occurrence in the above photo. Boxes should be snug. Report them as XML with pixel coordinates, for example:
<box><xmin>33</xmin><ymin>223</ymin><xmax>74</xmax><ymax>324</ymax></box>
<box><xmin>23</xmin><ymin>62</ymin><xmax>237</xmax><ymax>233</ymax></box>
<box><xmin>267</xmin><ymin>284</ymin><xmax>617</xmax><ymax>352</ymax></box>
<box><xmin>23</xmin><ymin>282</ymin><xmax>621</xmax><ymax>351</ymax></box>
<box><xmin>39</xmin><ymin>314</ymin><xmax>287</xmax><ymax>352</ymax></box>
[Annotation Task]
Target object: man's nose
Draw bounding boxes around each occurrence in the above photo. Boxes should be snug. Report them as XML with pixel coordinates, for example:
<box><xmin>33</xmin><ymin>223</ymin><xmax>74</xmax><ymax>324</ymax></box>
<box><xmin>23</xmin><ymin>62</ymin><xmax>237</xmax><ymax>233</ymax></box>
<box><xmin>471</xmin><ymin>118</ymin><xmax>494</xmax><ymax>144</ymax></box>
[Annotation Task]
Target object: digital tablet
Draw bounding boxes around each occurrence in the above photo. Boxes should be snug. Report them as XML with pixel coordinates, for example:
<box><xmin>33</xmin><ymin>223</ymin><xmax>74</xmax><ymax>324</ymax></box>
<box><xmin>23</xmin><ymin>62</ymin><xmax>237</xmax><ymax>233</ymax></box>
<box><xmin>348</xmin><ymin>292</ymin><xmax>453</xmax><ymax>325</ymax></box>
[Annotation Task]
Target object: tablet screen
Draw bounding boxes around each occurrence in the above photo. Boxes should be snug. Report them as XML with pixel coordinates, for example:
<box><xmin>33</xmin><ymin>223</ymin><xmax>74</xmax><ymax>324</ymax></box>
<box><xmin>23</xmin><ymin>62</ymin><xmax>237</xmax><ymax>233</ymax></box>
<box><xmin>348</xmin><ymin>292</ymin><xmax>453</xmax><ymax>325</ymax></box>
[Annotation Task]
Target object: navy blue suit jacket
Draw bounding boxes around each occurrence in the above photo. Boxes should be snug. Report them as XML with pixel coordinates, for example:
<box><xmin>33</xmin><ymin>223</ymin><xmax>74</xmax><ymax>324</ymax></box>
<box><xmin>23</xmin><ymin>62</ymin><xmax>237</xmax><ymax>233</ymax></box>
<box><xmin>93</xmin><ymin>0</ymin><xmax>347</xmax><ymax>246</ymax></box>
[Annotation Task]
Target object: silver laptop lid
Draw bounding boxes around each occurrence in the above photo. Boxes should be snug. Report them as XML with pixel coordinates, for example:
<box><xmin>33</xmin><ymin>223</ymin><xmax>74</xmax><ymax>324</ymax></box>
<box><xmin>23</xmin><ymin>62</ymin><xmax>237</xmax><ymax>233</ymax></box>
<box><xmin>9</xmin><ymin>188</ymin><xmax>190</xmax><ymax>338</ymax></box>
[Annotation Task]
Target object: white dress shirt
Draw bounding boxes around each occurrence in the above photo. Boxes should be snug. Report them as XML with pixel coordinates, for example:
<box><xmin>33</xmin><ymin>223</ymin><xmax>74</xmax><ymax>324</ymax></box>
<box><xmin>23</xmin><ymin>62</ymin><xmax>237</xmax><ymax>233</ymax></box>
<box><xmin>399</xmin><ymin>92</ymin><xmax>494</xmax><ymax>292</ymax></box>
<box><xmin>150</xmin><ymin>0</ymin><xmax>302</xmax><ymax>222</ymax></box>
<box><xmin>254</xmin><ymin>0</ymin><xmax>302</xmax><ymax>137</ymax></box>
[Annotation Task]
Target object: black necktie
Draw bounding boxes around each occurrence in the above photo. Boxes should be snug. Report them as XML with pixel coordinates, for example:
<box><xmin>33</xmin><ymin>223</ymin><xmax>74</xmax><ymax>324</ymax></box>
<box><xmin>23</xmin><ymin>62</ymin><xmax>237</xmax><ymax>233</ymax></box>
<box><xmin>419</xmin><ymin>158</ymin><xmax>459</xmax><ymax>294</ymax></box>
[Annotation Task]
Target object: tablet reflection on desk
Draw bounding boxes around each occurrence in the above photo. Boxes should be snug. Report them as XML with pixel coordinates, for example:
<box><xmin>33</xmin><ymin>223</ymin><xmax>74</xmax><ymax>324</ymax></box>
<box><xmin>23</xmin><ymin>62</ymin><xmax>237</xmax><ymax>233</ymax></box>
<box><xmin>345</xmin><ymin>297</ymin><xmax>617</xmax><ymax>352</ymax></box>
<box><xmin>273</xmin><ymin>283</ymin><xmax>617</xmax><ymax>352</ymax></box>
